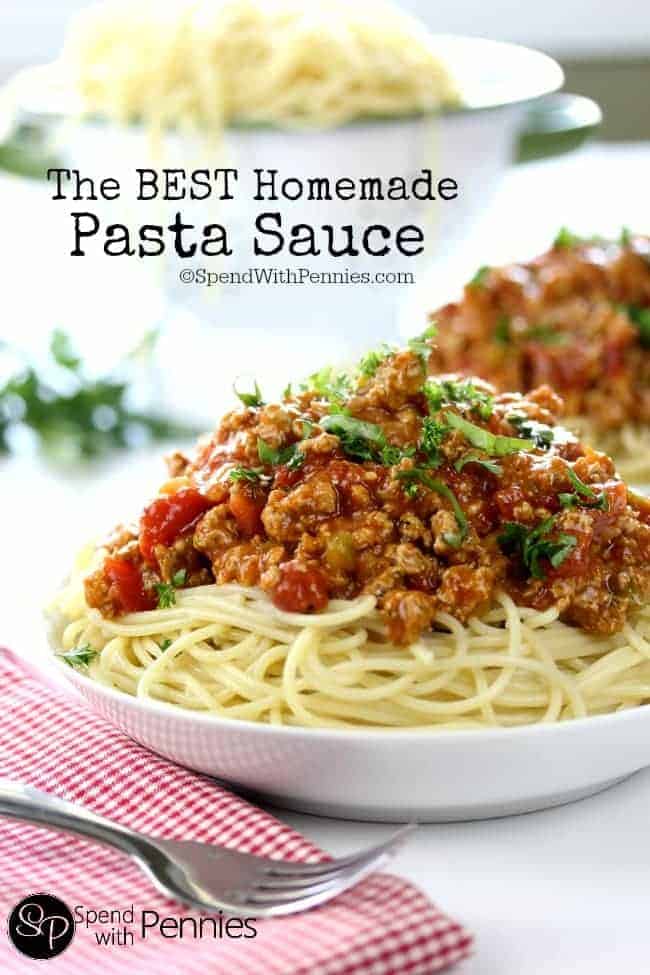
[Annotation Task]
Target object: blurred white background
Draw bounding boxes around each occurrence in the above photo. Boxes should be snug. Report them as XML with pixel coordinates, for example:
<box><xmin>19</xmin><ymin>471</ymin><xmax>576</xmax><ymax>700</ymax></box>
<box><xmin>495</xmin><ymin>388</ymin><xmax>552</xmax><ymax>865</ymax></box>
<box><xmin>1</xmin><ymin>0</ymin><xmax>649</xmax><ymax>71</ymax></box>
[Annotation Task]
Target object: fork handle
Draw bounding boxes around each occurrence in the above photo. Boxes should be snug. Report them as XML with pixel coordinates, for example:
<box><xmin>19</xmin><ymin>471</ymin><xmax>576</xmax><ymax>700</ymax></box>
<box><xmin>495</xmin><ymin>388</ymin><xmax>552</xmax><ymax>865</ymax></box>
<box><xmin>0</xmin><ymin>779</ymin><xmax>145</xmax><ymax>858</ymax></box>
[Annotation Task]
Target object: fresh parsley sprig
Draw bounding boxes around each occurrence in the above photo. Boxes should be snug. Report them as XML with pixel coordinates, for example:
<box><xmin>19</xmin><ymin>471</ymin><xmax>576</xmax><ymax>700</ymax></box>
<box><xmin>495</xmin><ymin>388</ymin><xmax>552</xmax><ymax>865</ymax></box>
<box><xmin>454</xmin><ymin>450</ymin><xmax>502</xmax><ymax>475</ymax></box>
<box><xmin>468</xmin><ymin>265</ymin><xmax>491</xmax><ymax>288</ymax></box>
<box><xmin>257</xmin><ymin>438</ymin><xmax>305</xmax><ymax>470</ymax></box>
<box><xmin>155</xmin><ymin>569</ymin><xmax>188</xmax><ymax>609</ymax></box>
<box><xmin>424</xmin><ymin>379</ymin><xmax>494</xmax><ymax>420</ymax></box>
<box><xmin>553</xmin><ymin>227</ymin><xmax>582</xmax><ymax>249</ymax></box>
<box><xmin>234</xmin><ymin>380</ymin><xmax>264</xmax><ymax>408</ymax></box>
<box><xmin>319</xmin><ymin>414</ymin><xmax>413</xmax><ymax>468</ymax></box>
<box><xmin>320</xmin><ymin>414</ymin><xmax>387</xmax><ymax>463</ymax></box>
<box><xmin>498</xmin><ymin>517</ymin><xmax>577</xmax><ymax>579</ymax></box>
<box><xmin>507</xmin><ymin>414</ymin><xmax>555</xmax><ymax>450</ymax></box>
<box><xmin>57</xmin><ymin>644</ymin><xmax>99</xmax><ymax>669</ymax></box>
<box><xmin>358</xmin><ymin>344</ymin><xmax>394</xmax><ymax>378</ymax></box>
<box><xmin>558</xmin><ymin>468</ymin><xmax>609</xmax><ymax>511</ymax></box>
<box><xmin>380</xmin><ymin>442</ymin><xmax>415</xmax><ymax>466</ymax></box>
<box><xmin>419</xmin><ymin>416</ymin><xmax>448</xmax><ymax>467</ymax></box>
<box><xmin>407</xmin><ymin>322</ymin><xmax>437</xmax><ymax>368</ymax></box>
<box><xmin>395</xmin><ymin>468</ymin><xmax>468</xmax><ymax>547</ymax></box>
<box><xmin>301</xmin><ymin>366</ymin><xmax>352</xmax><ymax>411</ymax></box>
<box><xmin>229</xmin><ymin>466</ymin><xmax>266</xmax><ymax>483</ymax></box>
<box><xmin>445</xmin><ymin>412</ymin><xmax>534</xmax><ymax>456</ymax></box>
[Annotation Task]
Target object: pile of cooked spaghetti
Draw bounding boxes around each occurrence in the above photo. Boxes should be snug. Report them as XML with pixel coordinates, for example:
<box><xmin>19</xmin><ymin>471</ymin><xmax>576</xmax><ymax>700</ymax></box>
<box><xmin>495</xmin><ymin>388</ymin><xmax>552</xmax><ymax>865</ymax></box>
<box><xmin>60</xmin><ymin>0</ymin><xmax>459</xmax><ymax>133</ymax></box>
<box><xmin>52</xmin><ymin>335</ymin><xmax>650</xmax><ymax>729</ymax></box>
<box><xmin>428</xmin><ymin>229</ymin><xmax>650</xmax><ymax>483</ymax></box>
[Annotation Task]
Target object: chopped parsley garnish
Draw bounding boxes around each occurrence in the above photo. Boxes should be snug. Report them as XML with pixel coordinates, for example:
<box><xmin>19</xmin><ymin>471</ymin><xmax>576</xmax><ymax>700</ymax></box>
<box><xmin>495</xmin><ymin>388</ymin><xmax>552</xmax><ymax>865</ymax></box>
<box><xmin>229</xmin><ymin>466</ymin><xmax>265</xmax><ymax>483</ymax></box>
<box><xmin>558</xmin><ymin>468</ymin><xmax>609</xmax><ymax>511</ymax></box>
<box><xmin>58</xmin><ymin>644</ymin><xmax>98</xmax><ymax>669</ymax></box>
<box><xmin>623</xmin><ymin>305</ymin><xmax>650</xmax><ymax>348</ymax></box>
<box><xmin>525</xmin><ymin>324</ymin><xmax>566</xmax><ymax>345</ymax></box>
<box><xmin>507</xmin><ymin>414</ymin><xmax>555</xmax><ymax>450</ymax></box>
<box><xmin>445</xmin><ymin>412</ymin><xmax>534</xmax><ymax>456</ymax></box>
<box><xmin>395</xmin><ymin>469</ymin><xmax>468</xmax><ymax>547</ymax></box>
<box><xmin>419</xmin><ymin>416</ymin><xmax>448</xmax><ymax>467</ymax></box>
<box><xmin>454</xmin><ymin>450</ymin><xmax>502</xmax><ymax>475</ymax></box>
<box><xmin>320</xmin><ymin>414</ymin><xmax>412</xmax><ymax>467</ymax></box>
<box><xmin>158</xmin><ymin>638</ymin><xmax>173</xmax><ymax>651</ymax></box>
<box><xmin>358</xmin><ymin>344</ymin><xmax>393</xmax><ymax>378</ymax></box>
<box><xmin>620</xmin><ymin>226</ymin><xmax>632</xmax><ymax>247</ymax></box>
<box><xmin>468</xmin><ymin>265</ymin><xmax>490</xmax><ymax>288</ymax></box>
<box><xmin>282</xmin><ymin>382</ymin><xmax>293</xmax><ymax>400</ymax></box>
<box><xmin>424</xmin><ymin>379</ymin><xmax>494</xmax><ymax>420</ymax></box>
<box><xmin>155</xmin><ymin>585</ymin><xmax>176</xmax><ymax>609</ymax></box>
<box><xmin>285</xmin><ymin>449</ymin><xmax>305</xmax><ymax>471</ymax></box>
<box><xmin>407</xmin><ymin>322</ymin><xmax>437</xmax><ymax>368</ymax></box>
<box><xmin>234</xmin><ymin>379</ymin><xmax>264</xmax><ymax>408</ymax></box>
<box><xmin>553</xmin><ymin>227</ymin><xmax>581</xmax><ymax>249</ymax></box>
<box><xmin>257</xmin><ymin>439</ymin><xmax>278</xmax><ymax>465</ymax></box>
<box><xmin>257</xmin><ymin>438</ymin><xmax>305</xmax><ymax>470</ymax></box>
<box><xmin>155</xmin><ymin>569</ymin><xmax>187</xmax><ymax>609</ymax></box>
<box><xmin>320</xmin><ymin>414</ymin><xmax>387</xmax><ymax>463</ymax></box>
<box><xmin>51</xmin><ymin>329</ymin><xmax>81</xmax><ymax>371</ymax></box>
<box><xmin>498</xmin><ymin>517</ymin><xmax>577</xmax><ymax>579</ymax></box>
<box><xmin>494</xmin><ymin>316</ymin><xmax>510</xmax><ymax>344</ymax></box>
<box><xmin>302</xmin><ymin>366</ymin><xmax>352</xmax><ymax>410</ymax></box>
<box><xmin>380</xmin><ymin>442</ymin><xmax>414</xmax><ymax>466</ymax></box>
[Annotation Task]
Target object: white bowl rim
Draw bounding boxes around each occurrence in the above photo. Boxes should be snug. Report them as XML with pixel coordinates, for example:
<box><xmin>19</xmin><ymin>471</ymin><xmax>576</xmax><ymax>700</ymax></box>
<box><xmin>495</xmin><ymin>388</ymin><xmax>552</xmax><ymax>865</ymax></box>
<box><xmin>11</xmin><ymin>35</ymin><xmax>564</xmax><ymax>127</ymax></box>
<box><xmin>55</xmin><ymin>653</ymin><xmax>650</xmax><ymax>744</ymax></box>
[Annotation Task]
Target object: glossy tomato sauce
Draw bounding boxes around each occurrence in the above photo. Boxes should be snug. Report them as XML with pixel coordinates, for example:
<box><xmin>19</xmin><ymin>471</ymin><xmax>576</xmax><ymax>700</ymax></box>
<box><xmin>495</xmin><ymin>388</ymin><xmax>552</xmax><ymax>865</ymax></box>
<box><xmin>84</xmin><ymin>343</ymin><xmax>650</xmax><ymax>644</ymax></box>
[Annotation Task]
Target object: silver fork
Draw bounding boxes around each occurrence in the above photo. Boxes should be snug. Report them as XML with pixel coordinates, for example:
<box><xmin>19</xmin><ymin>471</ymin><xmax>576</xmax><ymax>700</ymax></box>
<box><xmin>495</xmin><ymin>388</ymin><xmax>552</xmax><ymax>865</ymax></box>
<box><xmin>0</xmin><ymin>781</ymin><xmax>415</xmax><ymax>916</ymax></box>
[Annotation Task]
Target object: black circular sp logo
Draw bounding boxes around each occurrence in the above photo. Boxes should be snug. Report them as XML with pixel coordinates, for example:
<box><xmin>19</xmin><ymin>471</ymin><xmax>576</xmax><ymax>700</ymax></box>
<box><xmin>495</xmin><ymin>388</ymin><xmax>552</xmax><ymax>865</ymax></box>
<box><xmin>8</xmin><ymin>893</ymin><xmax>75</xmax><ymax>960</ymax></box>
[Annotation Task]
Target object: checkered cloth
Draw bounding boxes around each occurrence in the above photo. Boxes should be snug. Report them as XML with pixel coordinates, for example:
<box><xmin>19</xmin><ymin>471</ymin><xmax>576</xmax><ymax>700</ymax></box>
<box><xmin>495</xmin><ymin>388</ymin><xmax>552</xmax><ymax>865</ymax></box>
<box><xmin>0</xmin><ymin>650</ymin><xmax>472</xmax><ymax>974</ymax></box>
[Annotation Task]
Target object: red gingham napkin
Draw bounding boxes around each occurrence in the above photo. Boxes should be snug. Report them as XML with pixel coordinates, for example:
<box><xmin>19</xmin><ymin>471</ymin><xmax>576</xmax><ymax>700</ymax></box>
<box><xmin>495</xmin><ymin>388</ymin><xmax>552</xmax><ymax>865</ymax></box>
<box><xmin>0</xmin><ymin>650</ymin><xmax>472</xmax><ymax>974</ymax></box>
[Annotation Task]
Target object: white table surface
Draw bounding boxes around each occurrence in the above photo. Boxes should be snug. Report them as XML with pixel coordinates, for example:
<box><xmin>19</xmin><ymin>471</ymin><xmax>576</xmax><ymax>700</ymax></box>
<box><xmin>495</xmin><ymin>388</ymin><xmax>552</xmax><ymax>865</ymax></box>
<box><xmin>2</xmin><ymin>143</ymin><xmax>650</xmax><ymax>972</ymax></box>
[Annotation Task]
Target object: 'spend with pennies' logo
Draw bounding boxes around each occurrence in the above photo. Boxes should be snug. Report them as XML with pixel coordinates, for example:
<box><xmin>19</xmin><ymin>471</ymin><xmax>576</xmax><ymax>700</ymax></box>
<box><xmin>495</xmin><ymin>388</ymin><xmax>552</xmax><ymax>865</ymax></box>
<box><xmin>8</xmin><ymin>893</ymin><xmax>75</xmax><ymax>960</ymax></box>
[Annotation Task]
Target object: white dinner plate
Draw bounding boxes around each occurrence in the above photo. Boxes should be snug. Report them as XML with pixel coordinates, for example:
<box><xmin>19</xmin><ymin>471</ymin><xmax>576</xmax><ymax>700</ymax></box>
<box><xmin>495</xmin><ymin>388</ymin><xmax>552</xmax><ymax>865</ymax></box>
<box><xmin>54</xmin><ymin>661</ymin><xmax>650</xmax><ymax>823</ymax></box>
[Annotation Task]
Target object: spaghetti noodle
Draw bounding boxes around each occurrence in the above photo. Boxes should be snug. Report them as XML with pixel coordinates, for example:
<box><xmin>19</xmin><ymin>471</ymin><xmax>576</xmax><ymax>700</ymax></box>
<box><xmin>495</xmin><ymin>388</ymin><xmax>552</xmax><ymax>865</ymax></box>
<box><xmin>53</xmin><ymin>560</ymin><xmax>650</xmax><ymax>729</ymax></box>
<box><xmin>61</xmin><ymin>0</ymin><xmax>459</xmax><ymax>134</ymax></box>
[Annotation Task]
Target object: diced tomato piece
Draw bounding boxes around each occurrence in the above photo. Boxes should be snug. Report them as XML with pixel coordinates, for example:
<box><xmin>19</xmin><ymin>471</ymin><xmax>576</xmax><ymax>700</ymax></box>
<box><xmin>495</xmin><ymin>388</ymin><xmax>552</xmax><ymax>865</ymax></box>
<box><xmin>104</xmin><ymin>557</ymin><xmax>155</xmax><ymax>613</ymax></box>
<box><xmin>228</xmin><ymin>488</ymin><xmax>265</xmax><ymax>537</ymax></box>
<box><xmin>140</xmin><ymin>489</ymin><xmax>212</xmax><ymax>564</ymax></box>
<box><xmin>272</xmin><ymin>561</ymin><xmax>329</xmax><ymax>614</ymax></box>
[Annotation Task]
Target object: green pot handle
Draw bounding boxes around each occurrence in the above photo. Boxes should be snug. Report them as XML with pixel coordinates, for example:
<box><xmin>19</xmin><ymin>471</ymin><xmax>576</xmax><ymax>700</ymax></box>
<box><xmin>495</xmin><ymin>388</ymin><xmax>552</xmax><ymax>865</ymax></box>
<box><xmin>516</xmin><ymin>93</ymin><xmax>602</xmax><ymax>163</ymax></box>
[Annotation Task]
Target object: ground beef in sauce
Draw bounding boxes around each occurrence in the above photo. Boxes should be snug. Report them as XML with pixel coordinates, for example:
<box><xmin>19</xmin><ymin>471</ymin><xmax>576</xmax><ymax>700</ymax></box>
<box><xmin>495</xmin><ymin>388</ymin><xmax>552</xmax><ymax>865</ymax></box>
<box><xmin>427</xmin><ymin>233</ymin><xmax>650</xmax><ymax>433</ymax></box>
<box><xmin>84</xmin><ymin>341</ymin><xmax>650</xmax><ymax>645</ymax></box>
